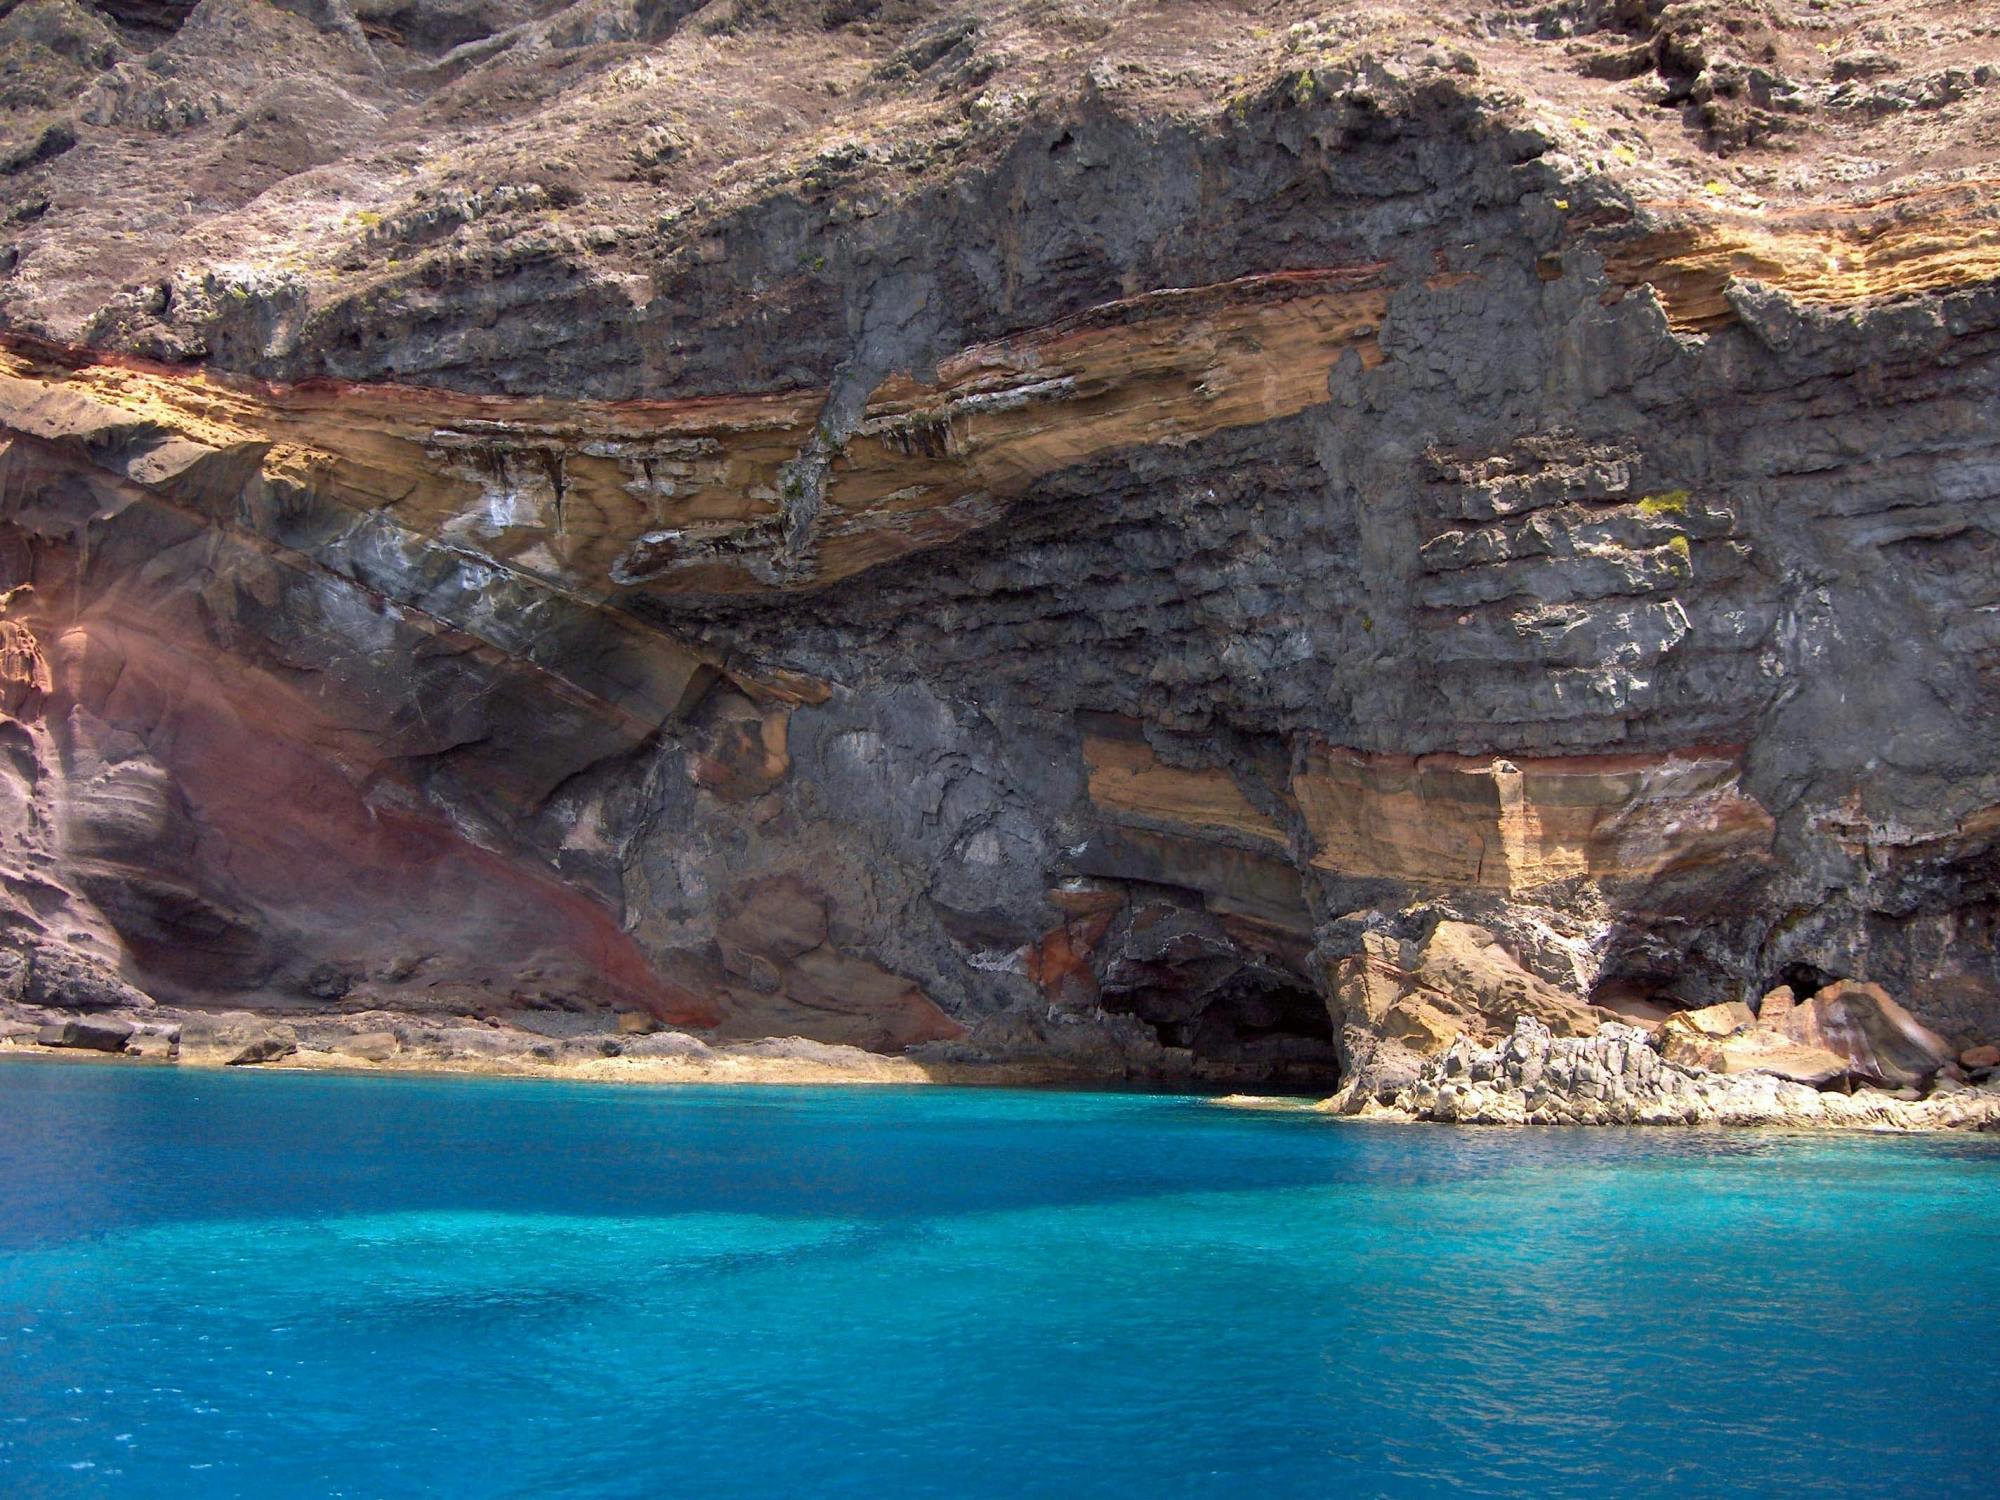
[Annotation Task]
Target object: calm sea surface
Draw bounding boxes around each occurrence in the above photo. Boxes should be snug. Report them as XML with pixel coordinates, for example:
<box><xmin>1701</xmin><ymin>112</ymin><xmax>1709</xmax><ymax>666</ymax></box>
<box><xmin>1</xmin><ymin>1058</ymin><xmax>1996</xmax><ymax>1498</ymax></box>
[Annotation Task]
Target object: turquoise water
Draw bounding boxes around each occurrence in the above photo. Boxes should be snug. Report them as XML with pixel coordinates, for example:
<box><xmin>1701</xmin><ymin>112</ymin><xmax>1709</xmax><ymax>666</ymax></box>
<box><xmin>1</xmin><ymin>1061</ymin><xmax>1997</xmax><ymax>1498</ymax></box>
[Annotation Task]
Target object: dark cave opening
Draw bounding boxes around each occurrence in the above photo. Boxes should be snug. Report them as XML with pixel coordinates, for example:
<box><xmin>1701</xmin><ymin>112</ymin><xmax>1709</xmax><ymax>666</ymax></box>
<box><xmin>1113</xmin><ymin>972</ymin><xmax>1341</xmax><ymax>1088</ymax></box>
<box><xmin>1774</xmin><ymin>963</ymin><xmax>1835</xmax><ymax>1000</ymax></box>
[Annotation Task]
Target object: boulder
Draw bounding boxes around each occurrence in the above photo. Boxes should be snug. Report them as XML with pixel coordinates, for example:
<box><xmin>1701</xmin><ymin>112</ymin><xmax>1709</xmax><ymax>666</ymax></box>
<box><xmin>1653</xmin><ymin>1002</ymin><xmax>1849</xmax><ymax>1088</ymax></box>
<box><xmin>1708</xmin><ymin>1029</ymin><xmax>1852</xmax><ymax>1087</ymax></box>
<box><xmin>22</xmin><ymin>945</ymin><xmax>153</xmax><ymax>1012</ymax></box>
<box><xmin>125</xmin><ymin>1026</ymin><xmax>178</xmax><ymax>1060</ymax></box>
<box><xmin>1414</xmin><ymin>922</ymin><xmax>1602</xmax><ymax>1038</ymax></box>
<box><xmin>1756</xmin><ymin>984</ymin><xmax>1798</xmax><ymax>1022</ymax></box>
<box><xmin>328</xmin><ymin>1030</ymin><xmax>399</xmax><ymax>1063</ymax></box>
<box><xmin>1677</xmin><ymin>1001</ymin><xmax>1757</xmax><ymax>1036</ymax></box>
<box><xmin>1327</xmin><ymin>931</ymin><xmax>1475</xmax><ymax>1057</ymax></box>
<box><xmin>1960</xmin><ymin>1044</ymin><xmax>2000</xmax><ymax>1071</ymax></box>
<box><xmin>621</xmin><ymin>1030</ymin><xmax>717</xmax><ymax>1061</ymax></box>
<box><xmin>1777</xmin><ymin>980</ymin><xmax>1952</xmax><ymax>1089</ymax></box>
<box><xmin>1323</xmin><ymin>921</ymin><xmax>1609</xmax><ymax>1096</ymax></box>
<box><xmin>1594</xmin><ymin>995</ymin><xmax>1674</xmax><ymax>1032</ymax></box>
<box><xmin>1379</xmin><ymin>990</ymin><xmax>1468</xmax><ymax>1055</ymax></box>
<box><xmin>178</xmin><ymin>1013</ymin><xmax>298</xmax><ymax>1066</ymax></box>
<box><xmin>1657</xmin><ymin>1020</ymin><xmax>1725</xmax><ymax>1072</ymax></box>
<box><xmin>409</xmin><ymin>1026</ymin><xmax>530</xmax><ymax>1063</ymax></box>
<box><xmin>34</xmin><ymin>1015</ymin><xmax>135</xmax><ymax>1052</ymax></box>
<box><xmin>1656</xmin><ymin>1004</ymin><xmax>1755</xmax><ymax>1070</ymax></box>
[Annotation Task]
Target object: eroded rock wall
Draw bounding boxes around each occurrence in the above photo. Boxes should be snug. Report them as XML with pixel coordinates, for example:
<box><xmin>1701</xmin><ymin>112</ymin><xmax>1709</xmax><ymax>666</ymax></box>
<box><xmin>0</xmin><ymin>1</ymin><xmax>1996</xmax><ymax>1086</ymax></box>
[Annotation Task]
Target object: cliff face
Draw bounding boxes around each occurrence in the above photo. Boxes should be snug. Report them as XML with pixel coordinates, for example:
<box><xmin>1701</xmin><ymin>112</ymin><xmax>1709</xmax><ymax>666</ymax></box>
<box><xmin>1</xmin><ymin>0</ymin><xmax>1997</xmax><ymax>1089</ymax></box>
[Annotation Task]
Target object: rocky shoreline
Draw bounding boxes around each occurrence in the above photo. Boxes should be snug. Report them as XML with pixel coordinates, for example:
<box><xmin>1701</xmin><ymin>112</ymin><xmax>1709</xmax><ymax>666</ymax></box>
<box><xmin>9</xmin><ymin>993</ymin><xmax>1999</xmax><ymax>1132</ymax></box>
<box><xmin>1327</xmin><ymin>1016</ymin><xmax>2000</xmax><ymax>1132</ymax></box>
<box><xmin>0</xmin><ymin>1003</ymin><xmax>995</xmax><ymax>1086</ymax></box>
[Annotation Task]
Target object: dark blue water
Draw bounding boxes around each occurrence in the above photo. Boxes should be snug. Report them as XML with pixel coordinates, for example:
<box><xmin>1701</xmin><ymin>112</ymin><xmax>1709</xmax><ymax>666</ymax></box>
<box><xmin>2</xmin><ymin>1060</ymin><xmax>1996</xmax><ymax>1498</ymax></box>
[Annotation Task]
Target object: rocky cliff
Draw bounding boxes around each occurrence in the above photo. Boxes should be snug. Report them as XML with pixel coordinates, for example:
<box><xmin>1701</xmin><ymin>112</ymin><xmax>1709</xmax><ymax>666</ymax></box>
<box><xmin>1</xmin><ymin>0</ymin><xmax>1997</xmax><ymax>1100</ymax></box>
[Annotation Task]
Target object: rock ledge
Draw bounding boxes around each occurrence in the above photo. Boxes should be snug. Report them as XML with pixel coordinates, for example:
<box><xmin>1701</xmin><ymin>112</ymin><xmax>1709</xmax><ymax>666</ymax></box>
<box><xmin>1334</xmin><ymin>1017</ymin><xmax>2000</xmax><ymax>1131</ymax></box>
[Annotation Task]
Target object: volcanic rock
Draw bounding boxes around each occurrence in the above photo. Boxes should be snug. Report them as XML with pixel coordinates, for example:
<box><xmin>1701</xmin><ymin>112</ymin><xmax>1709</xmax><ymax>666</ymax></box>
<box><xmin>1324</xmin><ymin>919</ymin><xmax>1611</xmax><ymax>1100</ymax></box>
<box><xmin>125</xmin><ymin>1024</ymin><xmax>177</xmax><ymax>1060</ymax></box>
<box><xmin>35</xmin><ymin>1014</ymin><xmax>133</xmax><ymax>1051</ymax></box>
<box><xmin>1678</xmin><ymin>1002</ymin><xmax>1759</xmax><ymax>1037</ymax></box>
<box><xmin>327</xmin><ymin>1030</ymin><xmax>399</xmax><ymax>1063</ymax></box>
<box><xmin>1776</xmin><ymin>981</ymin><xmax>1955</xmax><ymax>1090</ymax></box>
<box><xmin>1756</xmin><ymin>985</ymin><xmax>1799</xmax><ymax>1023</ymax></box>
<box><xmin>178</xmin><ymin>1012</ymin><xmax>297</xmax><ymax>1067</ymax></box>
<box><xmin>1375</xmin><ymin>1017</ymin><xmax>2000</xmax><ymax>1130</ymax></box>
<box><xmin>0</xmin><ymin>3</ymin><xmax>1994</xmax><ymax>1099</ymax></box>
<box><xmin>1704</xmin><ymin>1030</ymin><xmax>1852</xmax><ymax>1089</ymax></box>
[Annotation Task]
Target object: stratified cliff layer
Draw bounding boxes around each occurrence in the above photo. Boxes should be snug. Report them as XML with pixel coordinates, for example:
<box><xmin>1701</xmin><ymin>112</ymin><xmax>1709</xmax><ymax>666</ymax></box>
<box><xmin>0</xmin><ymin>0</ymin><xmax>1997</xmax><ymax>1100</ymax></box>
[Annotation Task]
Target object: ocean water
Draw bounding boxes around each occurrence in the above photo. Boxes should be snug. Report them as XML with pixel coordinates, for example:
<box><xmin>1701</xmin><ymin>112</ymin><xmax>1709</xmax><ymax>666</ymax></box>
<box><xmin>1</xmin><ymin>1061</ymin><xmax>1996</xmax><ymax>1499</ymax></box>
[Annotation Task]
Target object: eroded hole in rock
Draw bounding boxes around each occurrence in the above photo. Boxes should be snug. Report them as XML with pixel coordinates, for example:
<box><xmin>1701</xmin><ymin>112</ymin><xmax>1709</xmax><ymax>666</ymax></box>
<box><xmin>1120</xmin><ymin>980</ymin><xmax>1336</xmax><ymax>1088</ymax></box>
<box><xmin>1190</xmin><ymin>973</ymin><xmax>1340</xmax><ymax>1083</ymax></box>
<box><xmin>1088</xmin><ymin>888</ymin><xmax>1340</xmax><ymax>1085</ymax></box>
<box><xmin>351</xmin><ymin>4</ymin><xmax>513</xmax><ymax>55</ymax></box>
<box><xmin>89</xmin><ymin>2</ymin><xmax>203</xmax><ymax>38</ymax></box>
<box><xmin>1776</xmin><ymin>963</ymin><xmax>1835</xmax><ymax>1000</ymax></box>
<box><xmin>1108</xmin><ymin>972</ymin><xmax>1341</xmax><ymax>1087</ymax></box>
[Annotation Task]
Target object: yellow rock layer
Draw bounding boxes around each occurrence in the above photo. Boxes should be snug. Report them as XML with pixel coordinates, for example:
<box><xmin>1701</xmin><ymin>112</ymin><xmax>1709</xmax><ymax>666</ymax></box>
<box><xmin>1292</xmin><ymin>746</ymin><xmax>1774</xmax><ymax>892</ymax></box>
<box><xmin>1598</xmin><ymin>179</ymin><xmax>2000</xmax><ymax>331</ymax></box>
<box><xmin>0</xmin><ymin>267</ymin><xmax>1390</xmax><ymax>600</ymax></box>
<box><xmin>1085</xmin><ymin>732</ymin><xmax>1777</xmax><ymax>895</ymax></box>
<box><xmin>1082</xmin><ymin>732</ymin><xmax>1290</xmax><ymax>850</ymax></box>
<box><xmin>5</xmin><ymin>181</ymin><xmax>1995</xmax><ymax>607</ymax></box>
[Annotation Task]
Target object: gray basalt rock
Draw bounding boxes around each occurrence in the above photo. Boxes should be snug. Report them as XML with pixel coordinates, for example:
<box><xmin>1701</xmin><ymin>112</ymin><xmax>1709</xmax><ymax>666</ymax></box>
<box><xmin>125</xmin><ymin>1024</ymin><xmax>178</xmax><ymax>1060</ymax></box>
<box><xmin>0</xmin><ymin>4</ymin><xmax>1994</xmax><ymax>1102</ymax></box>
<box><xmin>1373</xmin><ymin>1016</ymin><xmax>2000</xmax><ymax>1130</ymax></box>
<box><xmin>177</xmin><ymin>1013</ymin><xmax>298</xmax><ymax>1067</ymax></box>
<box><xmin>20</xmin><ymin>946</ymin><xmax>154</xmax><ymax>1014</ymax></box>
<box><xmin>35</xmin><ymin>1015</ymin><xmax>134</xmax><ymax>1052</ymax></box>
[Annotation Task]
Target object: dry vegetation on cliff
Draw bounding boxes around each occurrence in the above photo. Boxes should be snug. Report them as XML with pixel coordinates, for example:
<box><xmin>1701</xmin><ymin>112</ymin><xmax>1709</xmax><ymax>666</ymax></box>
<box><xmin>0</xmin><ymin>1</ymin><xmax>1997</xmax><ymax>379</ymax></box>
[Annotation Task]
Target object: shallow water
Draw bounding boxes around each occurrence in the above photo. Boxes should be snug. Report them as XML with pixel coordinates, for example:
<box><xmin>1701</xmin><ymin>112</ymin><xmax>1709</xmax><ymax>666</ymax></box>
<box><xmin>1</xmin><ymin>1060</ymin><xmax>1995</xmax><ymax>1498</ymax></box>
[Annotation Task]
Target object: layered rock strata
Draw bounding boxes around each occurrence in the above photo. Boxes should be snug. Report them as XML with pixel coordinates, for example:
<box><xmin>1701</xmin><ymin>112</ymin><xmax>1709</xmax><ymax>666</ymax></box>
<box><xmin>0</xmin><ymin>2</ymin><xmax>1997</xmax><ymax>1115</ymax></box>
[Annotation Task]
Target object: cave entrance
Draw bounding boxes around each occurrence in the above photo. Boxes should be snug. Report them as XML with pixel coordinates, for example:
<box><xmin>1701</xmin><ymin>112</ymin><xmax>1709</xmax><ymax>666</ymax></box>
<box><xmin>1773</xmin><ymin>963</ymin><xmax>1835</xmax><ymax>1000</ymax></box>
<box><xmin>1114</xmin><ymin>972</ymin><xmax>1341</xmax><ymax>1089</ymax></box>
